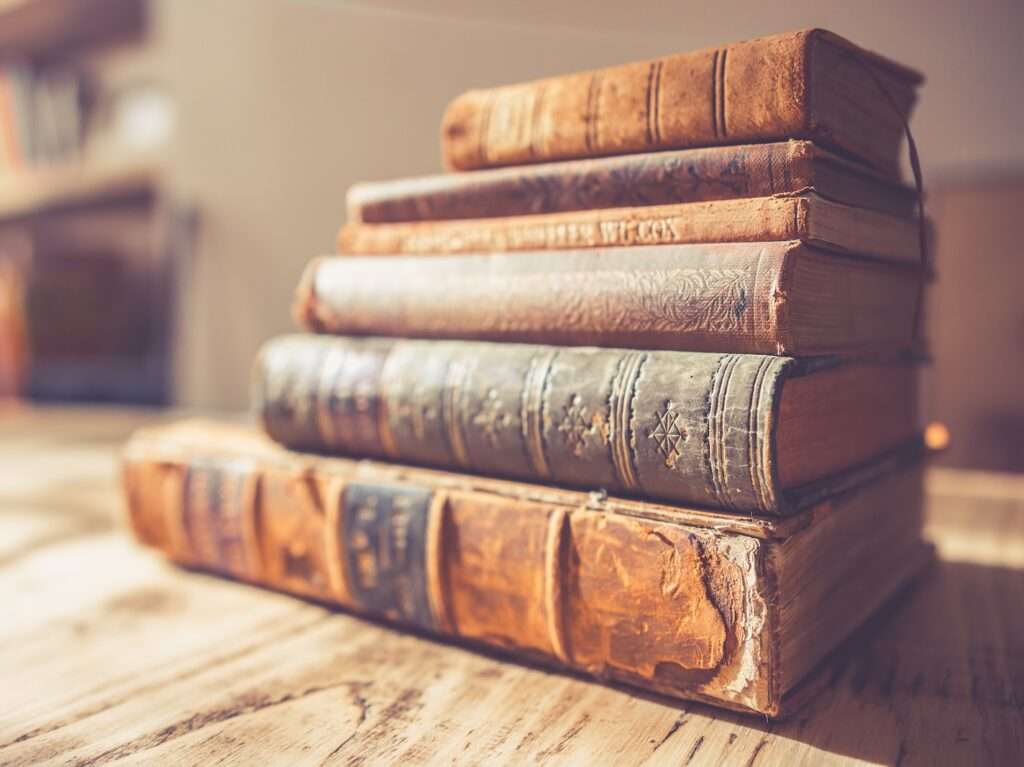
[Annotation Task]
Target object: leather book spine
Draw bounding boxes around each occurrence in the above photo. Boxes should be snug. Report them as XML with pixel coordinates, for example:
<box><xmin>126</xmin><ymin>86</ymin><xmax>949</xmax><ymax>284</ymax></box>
<box><xmin>442</xmin><ymin>31</ymin><xmax>814</xmax><ymax>171</ymax></box>
<box><xmin>122</xmin><ymin>423</ymin><xmax>777</xmax><ymax>715</ymax></box>
<box><xmin>296</xmin><ymin>241</ymin><xmax>797</xmax><ymax>355</ymax></box>
<box><xmin>338</xmin><ymin>196</ymin><xmax>811</xmax><ymax>256</ymax></box>
<box><xmin>442</xmin><ymin>30</ymin><xmax>920</xmax><ymax>175</ymax></box>
<box><xmin>347</xmin><ymin>141</ymin><xmax>819</xmax><ymax>224</ymax></box>
<box><xmin>254</xmin><ymin>336</ymin><xmax>794</xmax><ymax>514</ymax></box>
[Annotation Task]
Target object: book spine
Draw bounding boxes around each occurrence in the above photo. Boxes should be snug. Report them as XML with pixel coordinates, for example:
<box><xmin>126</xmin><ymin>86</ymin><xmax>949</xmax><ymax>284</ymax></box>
<box><xmin>0</xmin><ymin>70</ymin><xmax>21</xmax><ymax>173</ymax></box>
<box><xmin>122</xmin><ymin>430</ymin><xmax>774</xmax><ymax>715</ymax></box>
<box><xmin>338</xmin><ymin>197</ymin><xmax>808</xmax><ymax>256</ymax></box>
<box><xmin>296</xmin><ymin>242</ymin><xmax>790</xmax><ymax>355</ymax></box>
<box><xmin>347</xmin><ymin>142</ymin><xmax>816</xmax><ymax>224</ymax></box>
<box><xmin>254</xmin><ymin>336</ymin><xmax>793</xmax><ymax>513</ymax></box>
<box><xmin>441</xmin><ymin>32</ymin><xmax>811</xmax><ymax>171</ymax></box>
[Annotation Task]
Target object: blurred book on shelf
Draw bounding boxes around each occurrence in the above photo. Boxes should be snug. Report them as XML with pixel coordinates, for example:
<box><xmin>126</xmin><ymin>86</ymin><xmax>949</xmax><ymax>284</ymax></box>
<box><xmin>0</xmin><ymin>0</ymin><xmax>188</xmax><ymax>408</ymax></box>
<box><xmin>0</xmin><ymin>242</ymin><xmax>28</xmax><ymax>399</ymax></box>
<box><xmin>0</xmin><ymin>63</ymin><xmax>84</xmax><ymax>173</ymax></box>
<box><xmin>0</xmin><ymin>202</ymin><xmax>172</xmax><ymax>404</ymax></box>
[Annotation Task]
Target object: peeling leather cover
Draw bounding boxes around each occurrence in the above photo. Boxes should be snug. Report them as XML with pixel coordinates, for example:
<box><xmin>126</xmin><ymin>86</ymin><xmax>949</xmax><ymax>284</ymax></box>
<box><xmin>122</xmin><ymin>421</ymin><xmax>776</xmax><ymax>715</ymax></box>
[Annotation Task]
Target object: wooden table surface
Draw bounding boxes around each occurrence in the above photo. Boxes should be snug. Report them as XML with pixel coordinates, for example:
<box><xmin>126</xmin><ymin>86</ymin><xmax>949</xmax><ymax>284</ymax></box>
<box><xmin>1</xmin><ymin>407</ymin><xmax>1022</xmax><ymax>766</ymax></box>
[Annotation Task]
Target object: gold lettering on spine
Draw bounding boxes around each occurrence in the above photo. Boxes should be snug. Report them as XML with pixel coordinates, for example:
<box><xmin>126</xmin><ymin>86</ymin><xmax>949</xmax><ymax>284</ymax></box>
<box><xmin>543</xmin><ymin>509</ymin><xmax>571</xmax><ymax>664</ymax></box>
<box><xmin>424</xmin><ymin>492</ymin><xmax>454</xmax><ymax>634</ymax></box>
<box><xmin>607</xmin><ymin>352</ymin><xmax>647</xmax><ymax>491</ymax></box>
<box><xmin>442</xmin><ymin>358</ymin><xmax>473</xmax><ymax>468</ymax></box>
<box><xmin>520</xmin><ymin>349</ymin><xmax>558</xmax><ymax>478</ymax></box>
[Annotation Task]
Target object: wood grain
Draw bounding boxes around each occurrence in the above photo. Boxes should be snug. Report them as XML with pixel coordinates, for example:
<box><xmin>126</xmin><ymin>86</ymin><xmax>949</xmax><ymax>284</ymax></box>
<box><xmin>1</xmin><ymin>407</ymin><xmax>1022</xmax><ymax>766</ymax></box>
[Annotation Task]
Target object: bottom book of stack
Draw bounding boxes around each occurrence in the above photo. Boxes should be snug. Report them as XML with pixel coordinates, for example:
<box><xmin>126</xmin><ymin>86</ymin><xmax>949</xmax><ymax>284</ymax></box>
<box><xmin>122</xmin><ymin>421</ymin><xmax>931</xmax><ymax>718</ymax></box>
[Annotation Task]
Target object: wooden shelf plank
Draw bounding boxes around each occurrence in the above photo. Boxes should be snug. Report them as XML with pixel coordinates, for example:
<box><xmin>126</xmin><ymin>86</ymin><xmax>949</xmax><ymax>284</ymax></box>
<box><xmin>0</xmin><ymin>156</ymin><xmax>159</xmax><ymax>220</ymax></box>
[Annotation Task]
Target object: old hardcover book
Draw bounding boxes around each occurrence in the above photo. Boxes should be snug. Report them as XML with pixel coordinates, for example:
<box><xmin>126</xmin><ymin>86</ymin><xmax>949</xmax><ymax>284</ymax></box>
<box><xmin>441</xmin><ymin>29</ymin><xmax>921</xmax><ymax>175</ymax></box>
<box><xmin>254</xmin><ymin>335</ymin><xmax>921</xmax><ymax>515</ymax></box>
<box><xmin>338</xmin><ymin>193</ymin><xmax>920</xmax><ymax>264</ymax></box>
<box><xmin>348</xmin><ymin>141</ymin><xmax>919</xmax><ymax>224</ymax></box>
<box><xmin>123</xmin><ymin>420</ymin><xmax>930</xmax><ymax>718</ymax></box>
<box><xmin>297</xmin><ymin>242</ymin><xmax>922</xmax><ymax>357</ymax></box>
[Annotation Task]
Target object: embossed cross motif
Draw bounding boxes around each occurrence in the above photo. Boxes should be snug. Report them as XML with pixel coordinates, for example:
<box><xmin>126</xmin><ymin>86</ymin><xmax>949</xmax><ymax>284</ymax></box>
<box><xmin>472</xmin><ymin>388</ymin><xmax>512</xmax><ymax>448</ymax></box>
<box><xmin>649</xmin><ymin>400</ymin><xmax>688</xmax><ymax>469</ymax></box>
<box><xmin>395</xmin><ymin>384</ymin><xmax>439</xmax><ymax>441</ymax></box>
<box><xmin>558</xmin><ymin>393</ymin><xmax>593</xmax><ymax>457</ymax></box>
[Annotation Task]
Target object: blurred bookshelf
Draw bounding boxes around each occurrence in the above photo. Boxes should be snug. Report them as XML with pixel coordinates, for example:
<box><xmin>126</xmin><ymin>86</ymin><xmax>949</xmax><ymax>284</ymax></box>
<box><xmin>0</xmin><ymin>0</ymin><xmax>143</xmax><ymax>60</ymax></box>
<box><xmin>0</xmin><ymin>154</ymin><xmax>158</xmax><ymax>221</ymax></box>
<box><xmin>0</xmin><ymin>0</ymin><xmax>190</xmax><ymax>406</ymax></box>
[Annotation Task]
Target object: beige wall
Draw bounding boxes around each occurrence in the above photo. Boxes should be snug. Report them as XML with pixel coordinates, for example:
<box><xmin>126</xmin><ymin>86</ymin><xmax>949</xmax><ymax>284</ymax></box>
<box><xmin>152</xmin><ymin>0</ymin><xmax>1023</xmax><ymax>410</ymax></box>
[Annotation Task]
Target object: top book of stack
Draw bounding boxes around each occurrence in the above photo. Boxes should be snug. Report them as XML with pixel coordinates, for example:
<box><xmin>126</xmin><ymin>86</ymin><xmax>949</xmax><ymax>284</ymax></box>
<box><xmin>440</xmin><ymin>29</ymin><xmax>922</xmax><ymax>178</ymax></box>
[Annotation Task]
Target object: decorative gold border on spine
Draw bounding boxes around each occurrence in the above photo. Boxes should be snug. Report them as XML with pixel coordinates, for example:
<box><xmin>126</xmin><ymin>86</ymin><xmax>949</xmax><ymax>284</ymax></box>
<box><xmin>442</xmin><ymin>358</ymin><xmax>473</xmax><ymax>469</ymax></box>
<box><xmin>749</xmin><ymin>357</ymin><xmax>777</xmax><ymax>511</ymax></box>
<box><xmin>608</xmin><ymin>351</ymin><xmax>647</xmax><ymax>491</ymax></box>
<box><xmin>314</xmin><ymin>345</ymin><xmax>347</xmax><ymax>450</ymax></box>
<box><xmin>425</xmin><ymin>491</ymin><xmax>454</xmax><ymax>635</ymax></box>
<box><xmin>521</xmin><ymin>349</ymin><xmax>558</xmax><ymax>478</ymax></box>
<box><xmin>375</xmin><ymin>344</ymin><xmax>403</xmax><ymax>460</ymax></box>
<box><xmin>707</xmin><ymin>354</ymin><xmax>741</xmax><ymax>509</ymax></box>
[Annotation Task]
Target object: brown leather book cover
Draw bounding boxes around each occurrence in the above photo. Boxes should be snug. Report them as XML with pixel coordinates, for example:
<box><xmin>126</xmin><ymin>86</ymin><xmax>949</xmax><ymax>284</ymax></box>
<box><xmin>253</xmin><ymin>335</ymin><xmax>922</xmax><ymax>515</ymax></box>
<box><xmin>338</xmin><ymin>193</ymin><xmax>921</xmax><ymax>265</ymax></box>
<box><xmin>296</xmin><ymin>241</ymin><xmax>923</xmax><ymax>357</ymax></box>
<box><xmin>348</xmin><ymin>141</ymin><xmax>919</xmax><ymax>224</ymax></box>
<box><xmin>123</xmin><ymin>420</ymin><xmax>930</xmax><ymax>718</ymax></box>
<box><xmin>441</xmin><ymin>29</ymin><xmax>921</xmax><ymax>176</ymax></box>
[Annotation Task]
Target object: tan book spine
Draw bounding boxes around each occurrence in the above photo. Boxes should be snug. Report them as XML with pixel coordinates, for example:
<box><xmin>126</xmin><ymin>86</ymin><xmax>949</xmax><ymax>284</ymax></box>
<box><xmin>443</xmin><ymin>31</ymin><xmax>812</xmax><ymax>171</ymax></box>
<box><xmin>337</xmin><ymin>194</ymin><xmax>920</xmax><ymax>264</ymax></box>
<box><xmin>440</xmin><ymin>30</ymin><xmax>921</xmax><ymax>174</ymax></box>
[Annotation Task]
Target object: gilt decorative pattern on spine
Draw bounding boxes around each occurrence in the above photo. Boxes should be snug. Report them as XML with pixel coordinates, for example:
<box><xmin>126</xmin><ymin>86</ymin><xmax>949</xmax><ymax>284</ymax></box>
<box><xmin>255</xmin><ymin>337</ymin><xmax>793</xmax><ymax>514</ymax></box>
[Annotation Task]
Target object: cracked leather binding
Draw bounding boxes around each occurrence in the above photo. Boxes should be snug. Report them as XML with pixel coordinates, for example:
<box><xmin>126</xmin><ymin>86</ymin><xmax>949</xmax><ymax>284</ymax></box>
<box><xmin>441</xmin><ymin>29</ymin><xmax>922</xmax><ymax>176</ymax></box>
<box><xmin>253</xmin><ymin>336</ymin><xmax>920</xmax><ymax>515</ymax></box>
<box><xmin>347</xmin><ymin>141</ymin><xmax>919</xmax><ymax>224</ymax></box>
<box><xmin>295</xmin><ymin>241</ymin><xmax>923</xmax><ymax>357</ymax></box>
<box><xmin>123</xmin><ymin>420</ymin><xmax>930</xmax><ymax>718</ymax></box>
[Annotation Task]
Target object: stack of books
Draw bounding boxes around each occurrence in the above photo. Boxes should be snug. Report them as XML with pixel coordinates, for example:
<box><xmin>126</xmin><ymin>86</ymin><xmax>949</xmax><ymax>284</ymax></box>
<box><xmin>123</xmin><ymin>29</ymin><xmax>932</xmax><ymax>717</ymax></box>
